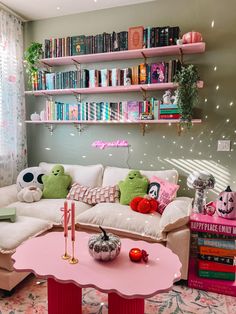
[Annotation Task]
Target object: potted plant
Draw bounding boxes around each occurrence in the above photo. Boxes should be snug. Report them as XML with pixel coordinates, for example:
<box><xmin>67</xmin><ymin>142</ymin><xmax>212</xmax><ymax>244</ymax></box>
<box><xmin>174</xmin><ymin>64</ymin><xmax>200</xmax><ymax>130</ymax></box>
<box><xmin>24</xmin><ymin>42</ymin><xmax>43</xmax><ymax>86</ymax></box>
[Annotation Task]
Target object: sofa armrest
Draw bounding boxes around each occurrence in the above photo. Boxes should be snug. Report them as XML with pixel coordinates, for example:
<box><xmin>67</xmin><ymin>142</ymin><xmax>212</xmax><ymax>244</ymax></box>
<box><xmin>0</xmin><ymin>184</ymin><xmax>18</xmax><ymax>208</ymax></box>
<box><xmin>159</xmin><ymin>197</ymin><xmax>193</xmax><ymax>233</ymax></box>
<box><xmin>166</xmin><ymin>226</ymin><xmax>190</xmax><ymax>280</ymax></box>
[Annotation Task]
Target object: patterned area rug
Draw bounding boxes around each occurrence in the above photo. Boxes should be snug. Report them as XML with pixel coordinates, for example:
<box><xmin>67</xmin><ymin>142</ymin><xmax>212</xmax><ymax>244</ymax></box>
<box><xmin>0</xmin><ymin>275</ymin><xmax>235</xmax><ymax>314</ymax></box>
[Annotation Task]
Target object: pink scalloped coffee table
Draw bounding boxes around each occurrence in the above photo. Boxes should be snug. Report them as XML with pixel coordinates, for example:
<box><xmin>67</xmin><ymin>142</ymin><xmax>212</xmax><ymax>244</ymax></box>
<box><xmin>12</xmin><ymin>231</ymin><xmax>181</xmax><ymax>314</ymax></box>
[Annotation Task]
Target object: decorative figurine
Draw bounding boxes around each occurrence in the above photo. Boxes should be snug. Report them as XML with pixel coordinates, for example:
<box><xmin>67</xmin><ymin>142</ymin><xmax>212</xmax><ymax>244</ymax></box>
<box><xmin>216</xmin><ymin>186</ymin><xmax>236</xmax><ymax>220</ymax></box>
<box><xmin>88</xmin><ymin>226</ymin><xmax>121</xmax><ymax>261</ymax></box>
<box><xmin>187</xmin><ymin>171</ymin><xmax>215</xmax><ymax>213</ymax></box>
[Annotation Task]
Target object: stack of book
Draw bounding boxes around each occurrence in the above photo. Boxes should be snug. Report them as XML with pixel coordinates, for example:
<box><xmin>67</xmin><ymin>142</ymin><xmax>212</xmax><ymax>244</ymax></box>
<box><xmin>159</xmin><ymin>103</ymin><xmax>181</xmax><ymax>120</ymax></box>
<box><xmin>197</xmin><ymin>233</ymin><xmax>236</xmax><ymax>281</ymax></box>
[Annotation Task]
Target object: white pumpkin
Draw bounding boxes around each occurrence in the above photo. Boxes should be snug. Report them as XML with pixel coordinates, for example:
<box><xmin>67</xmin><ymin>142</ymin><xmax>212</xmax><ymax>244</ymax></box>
<box><xmin>17</xmin><ymin>186</ymin><xmax>42</xmax><ymax>203</ymax></box>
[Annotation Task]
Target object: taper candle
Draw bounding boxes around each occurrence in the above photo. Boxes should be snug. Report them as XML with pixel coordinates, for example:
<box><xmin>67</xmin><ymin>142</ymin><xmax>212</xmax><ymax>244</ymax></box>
<box><xmin>71</xmin><ymin>202</ymin><xmax>75</xmax><ymax>241</ymax></box>
<box><xmin>64</xmin><ymin>201</ymin><xmax>68</xmax><ymax>237</ymax></box>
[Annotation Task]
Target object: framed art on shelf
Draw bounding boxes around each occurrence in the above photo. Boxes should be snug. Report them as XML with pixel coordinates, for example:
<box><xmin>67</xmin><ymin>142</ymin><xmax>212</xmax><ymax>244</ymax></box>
<box><xmin>128</xmin><ymin>26</ymin><xmax>144</xmax><ymax>50</ymax></box>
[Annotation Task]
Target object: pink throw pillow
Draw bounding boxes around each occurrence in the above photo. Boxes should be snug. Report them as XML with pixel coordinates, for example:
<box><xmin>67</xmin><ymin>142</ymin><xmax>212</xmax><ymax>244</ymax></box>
<box><xmin>148</xmin><ymin>176</ymin><xmax>179</xmax><ymax>214</ymax></box>
<box><xmin>67</xmin><ymin>183</ymin><xmax>120</xmax><ymax>205</ymax></box>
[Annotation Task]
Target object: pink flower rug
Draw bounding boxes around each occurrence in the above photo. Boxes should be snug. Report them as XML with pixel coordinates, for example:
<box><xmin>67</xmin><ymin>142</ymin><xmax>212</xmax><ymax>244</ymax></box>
<box><xmin>0</xmin><ymin>275</ymin><xmax>235</xmax><ymax>314</ymax></box>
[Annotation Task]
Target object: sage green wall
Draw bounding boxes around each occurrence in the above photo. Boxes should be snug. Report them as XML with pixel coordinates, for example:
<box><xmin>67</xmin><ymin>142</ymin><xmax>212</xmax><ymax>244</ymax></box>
<box><xmin>24</xmin><ymin>0</ymin><xmax>236</xmax><ymax>200</ymax></box>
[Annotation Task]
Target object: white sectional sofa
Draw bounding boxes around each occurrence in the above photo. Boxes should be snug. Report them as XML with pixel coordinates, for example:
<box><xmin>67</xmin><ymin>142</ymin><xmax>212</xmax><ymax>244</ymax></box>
<box><xmin>0</xmin><ymin>163</ymin><xmax>192</xmax><ymax>291</ymax></box>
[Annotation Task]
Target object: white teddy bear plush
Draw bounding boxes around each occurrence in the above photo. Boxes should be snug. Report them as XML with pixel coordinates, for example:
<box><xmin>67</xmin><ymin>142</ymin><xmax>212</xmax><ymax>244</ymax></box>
<box><xmin>17</xmin><ymin>186</ymin><xmax>42</xmax><ymax>203</ymax></box>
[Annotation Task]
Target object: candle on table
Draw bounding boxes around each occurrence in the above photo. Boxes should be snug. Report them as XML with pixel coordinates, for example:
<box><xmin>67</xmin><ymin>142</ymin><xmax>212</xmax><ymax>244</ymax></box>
<box><xmin>63</xmin><ymin>201</ymin><xmax>68</xmax><ymax>238</ymax></box>
<box><xmin>71</xmin><ymin>201</ymin><xmax>75</xmax><ymax>241</ymax></box>
<box><xmin>129</xmin><ymin>248</ymin><xmax>142</xmax><ymax>262</ymax></box>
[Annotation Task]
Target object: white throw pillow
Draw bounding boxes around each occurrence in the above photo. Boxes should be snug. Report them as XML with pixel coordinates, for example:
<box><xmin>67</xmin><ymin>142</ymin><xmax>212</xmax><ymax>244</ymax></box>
<box><xmin>102</xmin><ymin>166</ymin><xmax>178</xmax><ymax>187</ymax></box>
<box><xmin>39</xmin><ymin>162</ymin><xmax>104</xmax><ymax>187</ymax></box>
<box><xmin>159</xmin><ymin>197</ymin><xmax>193</xmax><ymax>232</ymax></box>
<box><xmin>78</xmin><ymin>202</ymin><xmax>165</xmax><ymax>241</ymax></box>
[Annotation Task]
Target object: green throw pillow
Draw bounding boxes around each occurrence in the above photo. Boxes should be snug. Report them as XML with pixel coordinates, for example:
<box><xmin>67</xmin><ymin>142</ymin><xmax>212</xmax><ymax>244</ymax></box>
<box><xmin>118</xmin><ymin>170</ymin><xmax>148</xmax><ymax>205</ymax></box>
<box><xmin>42</xmin><ymin>165</ymin><xmax>72</xmax><ymax>199</ymax></box>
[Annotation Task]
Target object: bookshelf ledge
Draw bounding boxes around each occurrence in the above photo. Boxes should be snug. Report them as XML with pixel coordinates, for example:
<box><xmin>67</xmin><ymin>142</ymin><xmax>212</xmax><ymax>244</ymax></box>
<box><xmin>25</xmin><ymin>81</ymin><xmax>204</xmax><ymax>96</ymax></box>
<box><xmin>25</xmin><ymin>119</ymin><xmax>202</xmax><ymax>135</ymax></box>
<box><xmin>40</xmin><ymin>43</ymin><xmax>206</xmax><ymax>66</ymax></box>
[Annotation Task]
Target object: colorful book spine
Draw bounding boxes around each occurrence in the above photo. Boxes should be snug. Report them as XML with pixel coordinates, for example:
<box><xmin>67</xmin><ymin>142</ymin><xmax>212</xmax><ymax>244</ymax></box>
<box><xmin>127</xmin><ymin>101</ymin><xmax>140</xmax><ymax>121</ymax></box>
<box><xmin>150</xmin><ymin>62</ymin><xmax>165</xmax><ymax>83</ymax></box>
<box><xmin>160</xmin><ymin>103</ymin><xmax>178</xmax><ymax>109</ymax></box>
<box><xmin>159</xmin><ymin>114</ymin><xmax>181</xmax><ymax>119</ymax></box>
<box><xmin>160</xmin><ymin>109</ymin><xmax>180</xmax><ymax>114</ymax></box>
<box><xmin>198</xmin><ymin>232</ymin><xmax>234</xmax><ymax>240</ymax></box>
<box><xmin>198</xmin><ymin>254</ymin><xmax>235</xmax><ymax>265</ymax></box>
<box><xmin>100</xmin><ymin>69</ymin><xmax>110</xmax><ymax>87</ymax></box>
<box><xmin>198</xmin><ymin>269</ymin><xmax>235</xmax><ymax>281</ymax></box>
<box><xmin>198</xmin><ymin>238</ymin><xmax>236</xmax><ymax>250</ymax></box>
<box><xmin>190</xmin><ymin>218</ymin><xmax>236</xmax><ymax>236</ymax></box>
<box><xmin>199</xmin><ymin>246</ymin><xmax>236</xmax><ymax>257</ymax></box>
<box><xmin>198</xmin><ymin>260</ymin><xmax>236</xmax><ymax>273</ymax></box>
<box><xmin>139</xmin><ymin>63</ymin><xmax>147</xmax><ymax>84</ymax></box>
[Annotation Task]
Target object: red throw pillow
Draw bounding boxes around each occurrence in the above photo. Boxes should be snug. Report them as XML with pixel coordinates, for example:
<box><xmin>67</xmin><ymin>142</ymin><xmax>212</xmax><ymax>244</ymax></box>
<box><xmin>148</xmin><ymin>176</ymin><xmax>179</xmax><ymax>214</ymax></box>
<box><xmin>130</xmin><ymin>196</ymin><xmax>159</xmax><ymax>214</ymax></box>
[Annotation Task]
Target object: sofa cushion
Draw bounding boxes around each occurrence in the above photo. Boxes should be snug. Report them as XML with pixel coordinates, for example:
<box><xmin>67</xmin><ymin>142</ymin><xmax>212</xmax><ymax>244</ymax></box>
<box><xmin>7</xmin><ymin>199</ymin><xmax>92</xmax><ymax>225</ymax></box>
<box><xmin>67</xmin><ymin>183</ymin><xmax>120</xmax><ymax>205</ymax></box>
<box><xmin>39</xmin><ymin>162</ymin><xmax>104</xmax><ymax>187</ymax></box>
<box><xmin>102</xmin><ymin>166</ymin><xmax>178</xmax><ymax>187</ymax></box>
<box><xmin>159</xmin><ymin>197</ymin><xmax>193</xmax><ymax>232</ymax></box>
<box><xmin>77</xmin><ymin>202</ymin><xmax>165</xmax><ymax>241</ymax></box>
<box><xmin>0</xmin><ymin>216</ymin><xmax>53</xmax><ymax>253</ymax></box>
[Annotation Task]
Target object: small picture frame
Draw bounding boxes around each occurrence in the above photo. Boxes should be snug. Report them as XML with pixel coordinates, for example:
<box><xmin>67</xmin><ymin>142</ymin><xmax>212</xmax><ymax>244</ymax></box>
<box><xmin>128</xmin><ymin>26</ymin><xmax>144</xmax><ymax>50</ymax></box>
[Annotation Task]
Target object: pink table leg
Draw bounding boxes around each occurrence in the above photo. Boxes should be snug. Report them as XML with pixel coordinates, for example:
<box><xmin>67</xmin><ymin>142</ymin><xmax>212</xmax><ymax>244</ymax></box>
<box><xmin>47</xmin><ymin>278</ymin><xmax>82</xmax><ymax>314</ymax></box>
<box><xmin>108</xmin><ymin>292</ymin><xmax>144</xmax><ymax>314</ymax></box>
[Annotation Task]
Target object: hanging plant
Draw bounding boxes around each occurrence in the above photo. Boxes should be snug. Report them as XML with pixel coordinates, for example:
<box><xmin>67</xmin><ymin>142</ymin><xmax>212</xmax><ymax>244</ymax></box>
<box><xmin>24</xmin><ymin>42</ymin><xmax>43</xmax><ymax>86</ymax></box>
<box><xmin>174</xmin><ymin>64</ymin><xmax>200</xmax><ymax>130</ymax></box>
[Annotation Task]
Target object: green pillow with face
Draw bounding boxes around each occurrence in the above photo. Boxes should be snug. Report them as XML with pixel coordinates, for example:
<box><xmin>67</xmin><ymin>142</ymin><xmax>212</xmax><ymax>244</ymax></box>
<box><xmin>118</xmin><ymin>170</ymin><xmax>148</xmax><ymax>205</ymax></box>
<box><xmin>42</xmin><ymin>165</ymin><xmax>72</xmax><ymax>198</ymax></box>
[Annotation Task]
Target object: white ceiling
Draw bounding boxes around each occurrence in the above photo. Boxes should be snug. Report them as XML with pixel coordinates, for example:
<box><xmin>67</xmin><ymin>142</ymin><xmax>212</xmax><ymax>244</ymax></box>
<box><xmin>0</xmin><ymin>0</ymin><xmax>154</xmax><ymax>21</ymax></box>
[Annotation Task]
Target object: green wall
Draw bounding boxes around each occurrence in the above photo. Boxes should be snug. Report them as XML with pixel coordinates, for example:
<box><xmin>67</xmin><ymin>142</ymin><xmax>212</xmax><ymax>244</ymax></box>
<box><xmin>24</xmin><ymin>0</ymin><xmax>236</xmax><ymax>200</ymax></box>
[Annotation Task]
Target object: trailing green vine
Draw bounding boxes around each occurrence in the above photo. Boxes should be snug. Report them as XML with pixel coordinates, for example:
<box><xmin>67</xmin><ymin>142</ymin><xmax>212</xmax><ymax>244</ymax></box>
<box><xmin>174</xmin><ymin>64</ymin><xmax>200</xmax><ymax>130</ymax></box>
<box><xmin>24</xmin><ymin>42</ymin><xmax>43</xmax><ymax>86</ymax></box>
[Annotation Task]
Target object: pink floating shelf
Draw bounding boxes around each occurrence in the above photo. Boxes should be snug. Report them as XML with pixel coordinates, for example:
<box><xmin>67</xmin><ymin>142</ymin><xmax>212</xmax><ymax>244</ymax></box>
<box><xmin>25</xmin><ymin>119</ymin><xmax>202</xmax><ymax>125</ymax></box>
<box><xmin>40</xmin><ymin>43</ymin><xmax>206</xmax><ymax>66</ymax></box>
<box><xmin>25</xmin><ymin>81</ymin><xmax>204</xmax><ymax>96</ymax></box>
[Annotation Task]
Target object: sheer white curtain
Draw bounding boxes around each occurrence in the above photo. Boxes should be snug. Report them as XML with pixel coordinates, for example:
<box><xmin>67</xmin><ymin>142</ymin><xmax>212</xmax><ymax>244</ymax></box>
<box><xmin>0</xmin><ymin>9</ymin><xmax>27</xmax><ymax>187</ymax></box>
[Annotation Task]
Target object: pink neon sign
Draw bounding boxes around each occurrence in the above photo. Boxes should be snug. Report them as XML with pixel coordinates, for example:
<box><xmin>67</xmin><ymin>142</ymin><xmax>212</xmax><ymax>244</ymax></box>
<box><xmin>92</xmin><ymin>140</ymin><xmax>129</xmax><ymax>150</ymax></box>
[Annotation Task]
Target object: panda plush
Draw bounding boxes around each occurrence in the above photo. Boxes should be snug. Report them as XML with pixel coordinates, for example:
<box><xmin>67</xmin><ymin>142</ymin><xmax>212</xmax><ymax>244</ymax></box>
<box><xmin>16</xmin><ymin>167</ymin><xmax>46</xmax><ymax>191</ymax></box>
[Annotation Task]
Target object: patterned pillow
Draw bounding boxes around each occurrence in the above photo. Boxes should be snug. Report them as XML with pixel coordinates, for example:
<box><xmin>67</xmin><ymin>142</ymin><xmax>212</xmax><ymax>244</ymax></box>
<box><xmin>67</xmin><ymin>183</ymin><xmax>120</xmax><ymax>205</ymax></box>
<box><xmin>148</xmin><ymin>176</ymin><xmax>180</xmax><ymax>214</ymax></box>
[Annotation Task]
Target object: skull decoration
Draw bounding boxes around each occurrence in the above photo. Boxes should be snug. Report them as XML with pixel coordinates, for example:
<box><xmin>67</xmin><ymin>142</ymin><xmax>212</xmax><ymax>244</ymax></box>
<box><xmin>88</xmin><ymin>226</ymin><xmax>121</xmax><ymax>262</ymax></box>
<box><xmin>16</xmin><ymin>167</ymin><xmax>46</xmax><ymax>191</ymax></box>
<box><xmin>187</xmin><ymin>171</ymin><xmax>215</xmax><ymax>213</ymax></box>
<box><xmin>216</xmin><ymin>186</ymin><xmax>236</xmax><ymax>220</ymax></box>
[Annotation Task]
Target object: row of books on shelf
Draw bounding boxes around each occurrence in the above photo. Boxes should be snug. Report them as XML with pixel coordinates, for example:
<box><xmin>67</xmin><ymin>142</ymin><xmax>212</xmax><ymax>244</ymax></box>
<box><xmin>194</xmin><ymin>233</ymin><xmax>236</xmax><ymax>281</ymax></box>
<box><xmin>40</xmin><ymin>99</ymin><xmax>181</xmax><ymax>121</ymax></box>
<box><xmin>31</xmin><ymin>60</ymin><xmax>181</xmax><ymax>91</ymax></box>
<box><xmin>44</xmin><ymin>26</ymin><xmax>180</xmax><ymax>58</ymax></box>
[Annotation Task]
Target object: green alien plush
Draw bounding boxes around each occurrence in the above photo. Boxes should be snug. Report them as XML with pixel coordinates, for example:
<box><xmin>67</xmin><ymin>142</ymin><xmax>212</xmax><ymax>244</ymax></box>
<box><xmin>42</xmin><ymin>165</ymin><xmax>72</xmax><ymax>199</ymax></box>
<box><xmin>118</xmin><ymin>170</ymin><xmax>149</xmax><ymax>205</ymax></box>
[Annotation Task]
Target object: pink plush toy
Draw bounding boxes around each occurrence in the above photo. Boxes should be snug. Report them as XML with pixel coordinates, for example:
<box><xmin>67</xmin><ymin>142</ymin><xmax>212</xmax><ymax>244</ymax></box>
<box><xmin>182</xmin><ymin>31</ymin><xmax>203</xmax><ymax>44</ymax></box>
